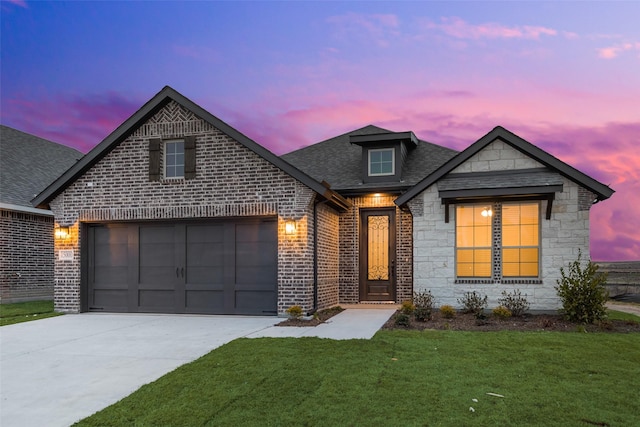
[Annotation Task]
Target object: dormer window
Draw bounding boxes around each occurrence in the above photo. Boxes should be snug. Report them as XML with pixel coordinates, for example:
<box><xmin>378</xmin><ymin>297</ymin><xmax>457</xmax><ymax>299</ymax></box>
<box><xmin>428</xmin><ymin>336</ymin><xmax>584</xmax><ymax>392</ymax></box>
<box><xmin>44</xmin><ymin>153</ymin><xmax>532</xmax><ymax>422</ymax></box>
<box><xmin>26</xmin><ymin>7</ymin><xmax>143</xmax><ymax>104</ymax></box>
<box><xmin>369</xmin><ymin>148</ymin><xmax>395</xmax><ymax>176</ymax></box>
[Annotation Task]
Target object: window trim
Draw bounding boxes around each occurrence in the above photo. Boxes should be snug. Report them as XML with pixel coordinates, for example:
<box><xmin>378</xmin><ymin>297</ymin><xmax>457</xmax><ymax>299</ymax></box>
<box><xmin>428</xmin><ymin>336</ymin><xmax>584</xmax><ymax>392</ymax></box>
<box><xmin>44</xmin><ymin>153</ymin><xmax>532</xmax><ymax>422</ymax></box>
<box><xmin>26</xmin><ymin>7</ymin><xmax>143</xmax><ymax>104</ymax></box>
<box><xmin>454</xmin><ymin>201</ymin><xmax>541</xmax><ymax>282</ymax></box>
<box><xmin>368</xmin><ymin>148</ymin><xmax>395</xmax><ymax>177</ymax></box>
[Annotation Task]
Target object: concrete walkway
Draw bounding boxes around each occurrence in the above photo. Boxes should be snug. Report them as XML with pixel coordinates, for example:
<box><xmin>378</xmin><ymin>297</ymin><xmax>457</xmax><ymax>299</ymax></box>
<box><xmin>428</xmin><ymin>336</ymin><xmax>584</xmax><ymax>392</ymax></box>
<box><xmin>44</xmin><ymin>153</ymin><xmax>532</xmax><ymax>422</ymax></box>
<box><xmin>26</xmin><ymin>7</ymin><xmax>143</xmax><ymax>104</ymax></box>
<box><xmin>0</xmin><ymin>308</ymin><xmax>395</xmax><ymax>427</ymax></box>
<box><xmin>606</xmin><ymin>301</ymin><xmax>640</xmax><ymax>316</ymax></box>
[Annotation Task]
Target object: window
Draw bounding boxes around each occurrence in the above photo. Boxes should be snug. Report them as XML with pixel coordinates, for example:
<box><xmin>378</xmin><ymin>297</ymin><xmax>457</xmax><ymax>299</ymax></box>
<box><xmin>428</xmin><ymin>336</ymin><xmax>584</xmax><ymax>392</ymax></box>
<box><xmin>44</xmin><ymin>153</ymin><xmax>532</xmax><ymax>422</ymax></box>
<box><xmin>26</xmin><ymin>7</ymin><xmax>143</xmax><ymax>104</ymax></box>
<box><xmin>456</xmin><ymin>202</ymin><xmax>540</xmax><ymax>279</ymax></box>
<box><xmin>456</xmin><ymin>205</ymin><xmax>492</xmax><ymax>277</ymax></box>
<box><xmin>368</xmin><ymin>148</ymin><xmax>394</xmax><ymax>176</ymax></box>
<box><xmin>502</xmin><ymin>203</ymin><xmax>539</xmax><ymax>277</ymax></box>
<box><xmin>164</xmin><ymin>140</ymin><xmax>184</xmax><ymax>178</ymax></box>
<box><xmin>149</xmin><ymin>136</ymin><xmax>195</xmax><ymax>181</ymax></box>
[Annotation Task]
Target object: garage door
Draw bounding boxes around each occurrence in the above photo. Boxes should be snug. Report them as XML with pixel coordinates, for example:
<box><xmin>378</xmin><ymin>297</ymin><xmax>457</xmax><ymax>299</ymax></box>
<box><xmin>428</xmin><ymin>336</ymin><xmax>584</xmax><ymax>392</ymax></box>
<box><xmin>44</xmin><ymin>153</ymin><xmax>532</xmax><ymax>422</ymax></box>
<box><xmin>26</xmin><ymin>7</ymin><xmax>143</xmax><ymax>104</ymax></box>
<box><xmin>85</xmin><ymin>218</ymin><xmax>277</xmax><ymax>315</ymax></box>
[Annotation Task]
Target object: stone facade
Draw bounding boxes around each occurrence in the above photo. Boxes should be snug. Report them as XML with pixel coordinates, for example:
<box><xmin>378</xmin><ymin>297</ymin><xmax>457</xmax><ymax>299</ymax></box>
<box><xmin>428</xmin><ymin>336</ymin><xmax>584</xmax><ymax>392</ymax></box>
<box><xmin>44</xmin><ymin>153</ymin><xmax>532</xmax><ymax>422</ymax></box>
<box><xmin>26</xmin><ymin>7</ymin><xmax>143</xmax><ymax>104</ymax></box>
<box><xmin>49</xmin><ymin>101</ymin><xmax>318</xmax><ymax>315</ymax></box>
<box><xmin>338</xmin><ymin>194</ymin><xmax>413</xmax><ymax>304</ymax></box>
<box><xmin>0</xmin><ymin>208</ymin><xmax>54</xmax><ymax>302</ymax></box>
<box><xmin>411</xmin><ymin>139</ymin><xmax>593</xmax><ymax>310</ymax></box>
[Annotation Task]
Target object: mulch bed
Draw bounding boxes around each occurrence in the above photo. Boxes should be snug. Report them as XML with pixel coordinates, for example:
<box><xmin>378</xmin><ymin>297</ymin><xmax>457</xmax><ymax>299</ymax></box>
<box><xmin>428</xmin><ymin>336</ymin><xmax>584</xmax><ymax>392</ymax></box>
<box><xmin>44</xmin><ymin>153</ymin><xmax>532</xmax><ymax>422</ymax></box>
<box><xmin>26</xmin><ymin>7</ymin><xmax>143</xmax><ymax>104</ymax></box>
<box><xmin>382</xmin><ymin>310</ymin><xmax>640</xmax><ymax>333</ymax></box>
<box><xmin>277</xmin><ymin>306</ymin><xmax>345</xmax><ymax>327</ymax></box>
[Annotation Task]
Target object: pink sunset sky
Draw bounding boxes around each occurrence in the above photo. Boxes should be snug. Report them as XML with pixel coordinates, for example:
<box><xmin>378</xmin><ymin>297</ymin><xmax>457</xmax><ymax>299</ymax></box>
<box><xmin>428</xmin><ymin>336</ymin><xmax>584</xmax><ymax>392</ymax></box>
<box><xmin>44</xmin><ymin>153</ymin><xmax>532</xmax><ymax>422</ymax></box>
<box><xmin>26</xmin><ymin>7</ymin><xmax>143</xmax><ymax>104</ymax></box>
<box><xmin>1</xmin><ymin>1</ymin><xmax>639</xmax><ymax>261</ymax></box>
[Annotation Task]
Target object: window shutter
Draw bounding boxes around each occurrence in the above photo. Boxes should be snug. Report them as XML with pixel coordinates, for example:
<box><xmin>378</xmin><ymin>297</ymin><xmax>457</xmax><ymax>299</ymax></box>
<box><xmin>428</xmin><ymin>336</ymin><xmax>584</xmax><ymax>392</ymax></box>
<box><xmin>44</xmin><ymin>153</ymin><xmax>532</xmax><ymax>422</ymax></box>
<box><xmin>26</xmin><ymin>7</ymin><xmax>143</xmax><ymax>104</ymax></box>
<box><xmin>184</xmin><ymin>135</ymin><xmax>196</xmax><ymax>180</ymax></box>
<box><xmin>149</xmin><ymin>138</ymin><xmax>162</xmax><ymax>181</ymax></box>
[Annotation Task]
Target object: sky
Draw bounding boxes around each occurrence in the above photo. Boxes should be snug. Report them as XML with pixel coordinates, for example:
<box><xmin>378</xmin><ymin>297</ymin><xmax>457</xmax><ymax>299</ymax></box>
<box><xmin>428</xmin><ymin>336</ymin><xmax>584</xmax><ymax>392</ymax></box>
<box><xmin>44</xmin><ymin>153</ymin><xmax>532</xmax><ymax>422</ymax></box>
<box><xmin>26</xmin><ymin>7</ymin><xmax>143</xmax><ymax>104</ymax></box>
<box><xmin>1</xmin><ymin>1</ymin><xmax>639</xmax><ymax>261</ymax></box>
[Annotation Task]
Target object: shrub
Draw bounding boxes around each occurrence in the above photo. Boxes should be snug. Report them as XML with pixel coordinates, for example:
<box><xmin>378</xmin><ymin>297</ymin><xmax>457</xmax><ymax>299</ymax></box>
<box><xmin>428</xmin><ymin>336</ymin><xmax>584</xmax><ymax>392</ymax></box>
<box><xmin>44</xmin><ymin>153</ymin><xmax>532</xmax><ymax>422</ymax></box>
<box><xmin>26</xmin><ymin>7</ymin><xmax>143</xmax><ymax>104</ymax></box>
<box><xmin>498</xmin><ymin>289</ymin><xmax>530</xmax><ymax>317</ymax></box>
<box><xmin>457</xmin><ymin>291</ymin><xmax>488</xmax><ymax>316</ymax></box>
<box><xmin>492</xmin><ymin>305</ymin><xmax>512</xmax><ymax>319</ymax></box>
<box><xmin>394</xmin><ymin>313</ymin><xmax>411</xmax><ymax>327</ymax></box>
<box><xmin>413</xmin><ymin>290</ymin><xmax>435</xmax><ymax>321</ymax></box>
<box><xmin>440</xmin><ymin>305</ymin><xmax>456</xmax><ymax>319</ymax></box>
<box><xmin>285</xmin><ymin>305</ymin><xmax>303</xmax><ymax>320</ymax></box>
<box><xmin>400</xmin><ymin>300</ymin><xmax>416</xmax><ymax>315</ymax></box>
<box><xmin>555</xmin><ymin>250</ymin><xmax>609</xmax><ymax>324</ymax></box>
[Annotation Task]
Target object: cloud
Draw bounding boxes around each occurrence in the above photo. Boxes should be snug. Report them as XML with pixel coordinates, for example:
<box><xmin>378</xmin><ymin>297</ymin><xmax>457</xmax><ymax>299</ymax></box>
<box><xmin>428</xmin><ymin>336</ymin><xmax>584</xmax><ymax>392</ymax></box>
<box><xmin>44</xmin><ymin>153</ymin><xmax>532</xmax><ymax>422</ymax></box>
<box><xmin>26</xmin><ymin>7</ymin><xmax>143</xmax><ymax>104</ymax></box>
<box><xmin>424</xmin><ymin>17</ymin><xmax>558</xmax><ymax>41</ymax></box>
<box><xmin>327</xmin><ymin>12</ymin><xmax>400</xmax><ymax>47</ymax></box>
<box><xmin>1</xmin><ymin>91</ymin><xmax>140</xmax><ymax>153</ymax></box>
<box><xmin>597</xmin><ymin>41</ymin><xmax>640</xmax><ymax>59</ymax></box>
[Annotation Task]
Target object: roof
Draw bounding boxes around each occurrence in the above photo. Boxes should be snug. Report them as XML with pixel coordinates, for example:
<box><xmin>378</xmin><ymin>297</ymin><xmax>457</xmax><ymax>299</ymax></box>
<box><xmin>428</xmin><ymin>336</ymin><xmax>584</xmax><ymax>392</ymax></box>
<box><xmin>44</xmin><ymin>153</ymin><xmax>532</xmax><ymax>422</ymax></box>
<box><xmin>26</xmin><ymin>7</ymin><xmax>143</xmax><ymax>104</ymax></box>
<box><xmin>32</xmin><ymin>86</ymin><xmax>350</xmax><ymax>212</ymax></box>
<box><xmin>0</xmin><ymin>125</ymin><xmax>82</xmax><ymax>208</ymax></box>
<box><xmin>395</xmin><ymin>126</ymin><xmax>614</xmax><ymax>206</ymax></box>
<box><xmin>281</xmin><ymin>125</ymin><xmax>458</xmax><ymax>192</ymax></box>
<box><xmin>437</xmin><ymin>169</ymin><xmax>564</xmax><ymax>199</ymax></box>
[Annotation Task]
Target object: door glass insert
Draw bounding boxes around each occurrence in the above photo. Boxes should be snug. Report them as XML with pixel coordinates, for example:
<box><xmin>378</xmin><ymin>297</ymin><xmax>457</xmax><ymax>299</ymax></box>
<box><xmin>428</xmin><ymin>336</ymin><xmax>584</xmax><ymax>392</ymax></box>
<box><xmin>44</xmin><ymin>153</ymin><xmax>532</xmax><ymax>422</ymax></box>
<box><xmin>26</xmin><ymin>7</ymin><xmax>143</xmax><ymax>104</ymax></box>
<box><xmin>368</xmin><ymin>215</ymin><xmax>389</xmax><ymax>280</ymax></box>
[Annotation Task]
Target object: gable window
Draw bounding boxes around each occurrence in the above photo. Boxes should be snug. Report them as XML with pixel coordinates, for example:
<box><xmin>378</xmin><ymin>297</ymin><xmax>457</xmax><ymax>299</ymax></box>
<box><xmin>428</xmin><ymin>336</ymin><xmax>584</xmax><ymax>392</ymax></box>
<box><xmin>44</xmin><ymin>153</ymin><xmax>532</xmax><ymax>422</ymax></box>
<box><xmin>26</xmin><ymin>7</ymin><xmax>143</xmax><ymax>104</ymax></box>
<box><xmin>456</xmin><ymin>202</ymin><xmax>540</xmax><ymax>280</ymax></box>
<box><xmin>368</xmin><ymin>148</ymin><xmax>394</xmax><ymax>176</ymax></box>
<box><xmin>149</xmin><ymin>136</ymin><xmax>196</xmax><ymax>181</ymax></box>
<box><xmin>164</xmin><ymin>140</ymin><xmax>185</xmax><ymax>178</ymax></box>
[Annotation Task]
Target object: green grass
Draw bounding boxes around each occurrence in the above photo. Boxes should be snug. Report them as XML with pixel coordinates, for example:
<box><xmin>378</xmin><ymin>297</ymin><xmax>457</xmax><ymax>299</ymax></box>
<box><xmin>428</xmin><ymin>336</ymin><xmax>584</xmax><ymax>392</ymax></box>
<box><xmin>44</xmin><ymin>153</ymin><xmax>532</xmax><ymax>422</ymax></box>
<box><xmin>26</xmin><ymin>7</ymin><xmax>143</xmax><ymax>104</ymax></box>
<box><xmin>0</xmin><ymin>300</ymin><xmax>61</xmax><ymax>326</ymax></box>
<box><xmin>76</xmin><ymin>330</ymin><xmax>640</xmax><ymax>427</ymax></box>
<box><xmin>608</xmin><ymin>309</ymin><xmax>640</xmax><ymax>323</ymax></box>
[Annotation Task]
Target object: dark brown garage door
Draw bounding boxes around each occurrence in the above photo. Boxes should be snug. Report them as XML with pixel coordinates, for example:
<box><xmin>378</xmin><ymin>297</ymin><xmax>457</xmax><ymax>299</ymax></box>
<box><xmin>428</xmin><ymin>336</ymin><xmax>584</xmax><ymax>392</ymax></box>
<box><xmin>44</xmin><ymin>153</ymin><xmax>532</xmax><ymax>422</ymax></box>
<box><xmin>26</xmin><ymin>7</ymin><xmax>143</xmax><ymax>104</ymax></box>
<box><xmin>85</xmin><ymin>218</ymin><xmax>277</xmax><ymax>315</ymax></box>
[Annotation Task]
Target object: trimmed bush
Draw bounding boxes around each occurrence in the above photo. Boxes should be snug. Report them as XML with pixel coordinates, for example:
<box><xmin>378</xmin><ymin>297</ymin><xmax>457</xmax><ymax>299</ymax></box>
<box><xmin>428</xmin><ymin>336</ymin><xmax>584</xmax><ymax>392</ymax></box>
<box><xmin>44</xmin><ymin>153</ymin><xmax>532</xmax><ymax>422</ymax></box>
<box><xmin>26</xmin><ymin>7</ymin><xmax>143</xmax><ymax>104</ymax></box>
<box><xmin>394</xmin><ymin>313</ymin><xmax>411</xmax><ymax>327</ymax></box>
<box><xmin>440</xmin><ymin>305</ymin><xmax>456</xmax><ymax>319</ymax></box>
<box><xmin>555</xmin><ymin>251</ymin><xmax>609</xmax><ymax>324</ymax></box>
<box><xmin>457</xmin><ymin>291</ymin><xmax>488</xmax><ymax>316</ymax></box>
<box><xmin>413</xmin><ymin>290</ymin><xmax>435</xmax><ymax>321</ymax></box>
<box><xmin>286</xmin><ymin>305</ymin><xmax>303</xmax><ymax>319</ymax></box>
<box><xmin>400</xmin><ymin>300</ymin><xmax>416</xmax><ymax>315</ymax></box>
<box><xmin>492</xmin><ymin>306</ymin><xmax>512</xmax><ymax>319</ymax></box>
<box><xmin>498</xmin><ymin>290</ymin><xmax>530</xmax><ymax>317</ymax></box>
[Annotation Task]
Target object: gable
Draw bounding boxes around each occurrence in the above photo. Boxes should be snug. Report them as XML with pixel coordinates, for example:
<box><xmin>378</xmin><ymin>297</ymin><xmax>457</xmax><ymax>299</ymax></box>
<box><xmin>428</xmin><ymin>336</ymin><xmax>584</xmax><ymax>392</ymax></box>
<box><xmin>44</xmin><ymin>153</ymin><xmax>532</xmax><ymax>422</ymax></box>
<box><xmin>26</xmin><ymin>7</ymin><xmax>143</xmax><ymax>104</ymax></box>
<box><xmin>396</xmin><ymin>126</ymin><xmax>614</xmax><ymax>206</ymax></box>
<box><xmin>32</xmin><ymin>86</ymin><xmax>349</xmax><ymax>212</ymax></box>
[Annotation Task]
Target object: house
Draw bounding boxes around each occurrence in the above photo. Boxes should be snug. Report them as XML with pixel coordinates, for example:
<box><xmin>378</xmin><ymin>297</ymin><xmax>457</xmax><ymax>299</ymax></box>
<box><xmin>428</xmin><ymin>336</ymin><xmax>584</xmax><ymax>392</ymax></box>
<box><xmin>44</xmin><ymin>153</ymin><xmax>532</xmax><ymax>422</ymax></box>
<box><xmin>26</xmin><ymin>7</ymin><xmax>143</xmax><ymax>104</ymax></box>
<box><xmin>1</xmin><ymin>125</ymin><xmax>82</xmax><ymax>302</ymax></box>
<box><xmin>33</xmin><ymin>86</ymin><xmax>613</xmax><ymax>315</ymax></box>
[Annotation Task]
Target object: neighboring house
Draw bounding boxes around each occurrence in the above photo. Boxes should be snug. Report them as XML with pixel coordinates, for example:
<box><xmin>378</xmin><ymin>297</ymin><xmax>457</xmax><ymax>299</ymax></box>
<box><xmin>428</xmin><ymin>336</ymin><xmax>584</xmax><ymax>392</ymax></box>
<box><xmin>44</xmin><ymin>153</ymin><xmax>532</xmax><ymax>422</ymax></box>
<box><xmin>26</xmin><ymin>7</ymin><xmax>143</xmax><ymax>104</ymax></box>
<box><xmin>33</xmin><ymin>86</ymin><xmax>613</xmax><ymax>315</ymax></box>
<box><xmin>1</xmin><ymin>125</ymin><xmax>82</xmax><ymax>302</ymax></box>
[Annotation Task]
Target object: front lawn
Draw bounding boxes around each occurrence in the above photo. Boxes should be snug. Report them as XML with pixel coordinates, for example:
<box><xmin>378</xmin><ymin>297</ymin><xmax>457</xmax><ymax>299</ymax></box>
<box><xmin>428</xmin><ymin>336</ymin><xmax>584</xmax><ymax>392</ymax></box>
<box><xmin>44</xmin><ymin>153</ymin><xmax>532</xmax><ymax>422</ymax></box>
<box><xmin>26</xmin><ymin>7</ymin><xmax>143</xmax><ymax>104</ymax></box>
<box><xmin>0</xmin><ymin>300</ymin><xmax>61</xmax><ymax>326</ymax></box>
<box><xmin>77</xmin><ymin>329</ymin><xmax>640</xmax><ymax>426</ymax></box>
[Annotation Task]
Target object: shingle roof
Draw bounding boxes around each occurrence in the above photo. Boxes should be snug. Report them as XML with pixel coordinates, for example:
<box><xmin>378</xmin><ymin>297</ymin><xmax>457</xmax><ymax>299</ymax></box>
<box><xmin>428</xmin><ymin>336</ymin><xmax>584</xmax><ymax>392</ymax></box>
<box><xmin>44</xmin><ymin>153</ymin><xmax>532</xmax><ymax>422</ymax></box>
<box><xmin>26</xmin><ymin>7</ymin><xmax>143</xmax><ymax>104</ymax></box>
<box><xmin>0</xmin><ymin>125</ymin><xmax>82</xmax><ymax>207</ymax></box>
<box><xmin>281</xmin><ymin>125</ymin><xmax>458</xmax><ymax>192</ymax></box>
<box><xmin>438</xmin><ymin>169</ymin><xmax>564</xmax><ymax>192</ymax></box>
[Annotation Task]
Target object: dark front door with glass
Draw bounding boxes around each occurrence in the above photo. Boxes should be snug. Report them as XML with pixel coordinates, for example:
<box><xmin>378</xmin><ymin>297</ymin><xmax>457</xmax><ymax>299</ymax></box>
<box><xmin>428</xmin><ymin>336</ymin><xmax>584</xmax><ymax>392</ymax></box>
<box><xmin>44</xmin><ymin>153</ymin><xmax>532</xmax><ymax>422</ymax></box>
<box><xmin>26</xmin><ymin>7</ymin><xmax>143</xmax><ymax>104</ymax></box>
<box><xmin>359</xmin><ymin>208</ymin><xmax>396</xmax><ymax>301</ymax></box>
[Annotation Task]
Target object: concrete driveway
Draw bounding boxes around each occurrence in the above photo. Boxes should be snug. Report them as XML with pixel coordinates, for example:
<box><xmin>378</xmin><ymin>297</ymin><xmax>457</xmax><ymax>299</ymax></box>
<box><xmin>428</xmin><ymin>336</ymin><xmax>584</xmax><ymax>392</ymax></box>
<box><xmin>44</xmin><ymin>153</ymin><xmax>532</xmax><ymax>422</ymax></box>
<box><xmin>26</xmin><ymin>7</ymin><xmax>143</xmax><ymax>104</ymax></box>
<box><xmin>0</xmin><ymin>313</ymin><xmax>279</xmax><ymax>427</ymax></box>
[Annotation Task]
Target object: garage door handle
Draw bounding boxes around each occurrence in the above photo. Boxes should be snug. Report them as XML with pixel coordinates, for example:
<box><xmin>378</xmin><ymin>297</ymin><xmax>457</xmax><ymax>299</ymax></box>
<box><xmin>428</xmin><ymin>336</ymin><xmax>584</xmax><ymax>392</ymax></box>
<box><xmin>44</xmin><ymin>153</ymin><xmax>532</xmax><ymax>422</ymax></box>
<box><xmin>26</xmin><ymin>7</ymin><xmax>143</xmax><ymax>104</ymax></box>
<box><xmin>181</xmin><ymin>267</ymin><xmax>184</xmax><ymax>278</ymax></box>
<box><xmin>176</xmin><ymin>268</ymin><xmax>180</xmax><ymax>278</ymax></box>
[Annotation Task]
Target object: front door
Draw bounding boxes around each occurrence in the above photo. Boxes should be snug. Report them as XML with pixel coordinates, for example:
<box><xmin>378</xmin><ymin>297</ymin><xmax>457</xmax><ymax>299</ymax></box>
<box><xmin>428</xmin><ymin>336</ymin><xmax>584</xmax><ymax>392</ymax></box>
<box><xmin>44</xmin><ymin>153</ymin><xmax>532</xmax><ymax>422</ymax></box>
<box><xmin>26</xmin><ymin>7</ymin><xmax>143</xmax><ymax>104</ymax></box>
<box><xmin>360</xmin><ymin>208</ymin><xmax>396</xmax><ymax>301</ymax></box>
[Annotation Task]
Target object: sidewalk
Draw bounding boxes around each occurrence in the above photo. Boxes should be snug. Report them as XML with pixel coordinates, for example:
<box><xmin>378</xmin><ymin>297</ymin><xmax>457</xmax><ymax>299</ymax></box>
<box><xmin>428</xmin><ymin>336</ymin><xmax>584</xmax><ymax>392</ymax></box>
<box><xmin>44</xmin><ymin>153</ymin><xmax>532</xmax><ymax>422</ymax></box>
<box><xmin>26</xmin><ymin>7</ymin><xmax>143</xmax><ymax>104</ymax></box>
<box><xmin>606</xmin><ymin>301</ymin><xmax>640</xmax><ymax>316</ymax></box>
<box><xmin>246</xmin><ymin>307</ymin><xmax>397</xmax><ymax>340</ymax></box>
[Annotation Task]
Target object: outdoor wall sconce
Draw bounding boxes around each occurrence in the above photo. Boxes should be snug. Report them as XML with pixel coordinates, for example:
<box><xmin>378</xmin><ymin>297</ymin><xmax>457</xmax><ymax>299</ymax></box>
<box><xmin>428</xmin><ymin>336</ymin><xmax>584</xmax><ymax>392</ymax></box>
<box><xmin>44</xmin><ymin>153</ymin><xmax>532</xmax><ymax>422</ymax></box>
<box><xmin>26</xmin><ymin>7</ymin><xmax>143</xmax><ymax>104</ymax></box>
<box><xmin>285</xmin><ymin>220</ymin><xmax>297</xmax><ymax>235</ymax></box>
<box><xmin>481</xmin><ymin>208</ymin><xmax>493</xmax><ymax>218</ymax></box>
<box><xmin>55</xmin><ymin>225</ymin><xmax>70</xmax><ymax>239</ymax></box>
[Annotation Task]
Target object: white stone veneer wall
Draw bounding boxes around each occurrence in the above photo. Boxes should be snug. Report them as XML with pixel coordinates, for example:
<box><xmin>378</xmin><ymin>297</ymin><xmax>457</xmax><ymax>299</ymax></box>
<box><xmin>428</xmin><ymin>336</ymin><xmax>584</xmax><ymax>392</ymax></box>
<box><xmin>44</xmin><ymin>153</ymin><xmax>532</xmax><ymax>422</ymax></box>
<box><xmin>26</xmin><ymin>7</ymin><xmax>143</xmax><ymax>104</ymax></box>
<box><xmin>411</xmin><ymin>139</ymin><xmax>592</xmax><ymax>311</ymax></box>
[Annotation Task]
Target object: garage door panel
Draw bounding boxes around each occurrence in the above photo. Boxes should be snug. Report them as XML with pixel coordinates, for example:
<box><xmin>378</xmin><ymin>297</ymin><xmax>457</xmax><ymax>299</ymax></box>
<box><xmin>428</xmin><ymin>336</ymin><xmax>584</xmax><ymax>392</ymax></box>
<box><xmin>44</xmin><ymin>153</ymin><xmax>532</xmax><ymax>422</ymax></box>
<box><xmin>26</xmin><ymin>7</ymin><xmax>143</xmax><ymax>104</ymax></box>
<box><xmin>187</xmin><ymin>267</ymin><xmax>224</xmax><ymax>285</ymax></box>
<box><xmin>93</xmin><ymin>289</ymin><xmax>128</xmax><ymax>310</ymax></box>
<box><xmin>87</xmin><ymin>218</ymin><xmax>277</xmax><ymax>315</ymax></box>
<box><xmin>139</xmin><ymin>290</ymin><xmax>174</xmax><ymax>310</ymax></box>
<box><xmin>236</xmin><ymin>267</ymin><xmax>277</xmax><ymax>286</ymax></box>
<box><xmin>235</xmin><ymin>290</ymin><xmax>277</xmax><ymax>314</ymax></box>
<box><xmin>185</xmin><ymin>290</ymin><xmax>225</xmax><ymax>312</ymax></box>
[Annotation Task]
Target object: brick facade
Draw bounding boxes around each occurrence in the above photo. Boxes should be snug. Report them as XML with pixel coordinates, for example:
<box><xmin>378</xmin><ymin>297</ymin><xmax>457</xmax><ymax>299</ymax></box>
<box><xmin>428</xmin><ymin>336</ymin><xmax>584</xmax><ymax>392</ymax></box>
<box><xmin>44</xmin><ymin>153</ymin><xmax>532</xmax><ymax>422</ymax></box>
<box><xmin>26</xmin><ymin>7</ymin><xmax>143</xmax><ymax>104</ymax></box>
<box><xmin>411</xmin><ymin>139</ymin><xmax>594</xmax><ymax>310</ymax></box>
<box><xmin>338</xmin><ymin>194</ymin><xmax>413</xmax><ymax>304</ymax></box>
<box><xmin>49</xmin><ymin>101</ymin><xmax>318</xmax><ymax>315</ymax></box>
<box><xmin>316</xmin><ymin>202</ymin><xmax>340</xmax><ymax>309</ymax></box>
<box><xmin>0</xmin><ymin>209</ymin><xmax>54</xmax><ymax>302</ymax></box>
